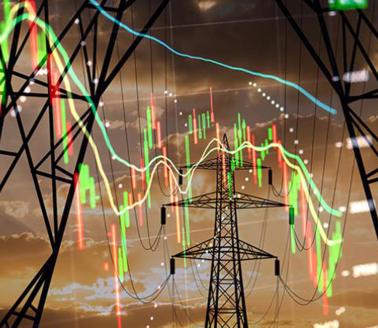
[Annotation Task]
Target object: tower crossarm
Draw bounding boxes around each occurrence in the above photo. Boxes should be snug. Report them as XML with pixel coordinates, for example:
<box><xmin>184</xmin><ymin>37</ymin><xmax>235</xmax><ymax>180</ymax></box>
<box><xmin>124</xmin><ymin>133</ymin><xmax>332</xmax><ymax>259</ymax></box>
<box><xmin>173</xmin><ymin>237</ymin><xmax>276</xmax><ymax>262</ymax></box>
<box><xmin>164</xmin><ymin>192</ymin><xmax>218</xmax><ymax>209</ymax></box>
<box><xmin>163</xmin><ymin>191</ymin><xmax>288</xmax><ymax>210</ymax></box>
<box><xmin>230</xmin><ymin>191</ymin><xmax>288</xmax><ymax>209</ymax></box>
<box><xmin>180</xmin><ymin>158</ymin><xmax>270</xmax><ymax>171</ymax></box>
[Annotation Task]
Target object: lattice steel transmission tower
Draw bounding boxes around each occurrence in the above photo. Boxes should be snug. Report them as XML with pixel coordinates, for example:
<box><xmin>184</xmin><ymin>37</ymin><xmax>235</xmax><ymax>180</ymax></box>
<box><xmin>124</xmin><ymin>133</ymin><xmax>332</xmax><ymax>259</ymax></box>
<box><xmin>275</xmin><ymin>0</ymin><xmax>378</xmax><ymax>239</ymax></box>
<box><xmin>164</xmin><ymin>134</ymin><xmax>287</xmax><ymax>328</ymax></box>
<box><xmin>0</xmin><ymin>0</ymin><xmax>169</xmax><ymax>326</ymax></box>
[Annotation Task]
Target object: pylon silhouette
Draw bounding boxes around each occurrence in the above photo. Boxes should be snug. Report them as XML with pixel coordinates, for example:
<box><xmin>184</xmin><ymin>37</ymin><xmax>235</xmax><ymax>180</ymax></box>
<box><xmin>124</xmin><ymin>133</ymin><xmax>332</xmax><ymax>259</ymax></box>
<box><xmin>164</xmin><ymin>134</ymin><xmax>287</xmax><ymax>327</ymax></box>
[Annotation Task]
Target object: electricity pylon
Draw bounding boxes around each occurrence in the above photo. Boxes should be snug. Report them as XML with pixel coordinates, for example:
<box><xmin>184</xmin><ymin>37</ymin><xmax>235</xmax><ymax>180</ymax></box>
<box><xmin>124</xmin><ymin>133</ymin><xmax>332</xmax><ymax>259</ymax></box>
<box><xmin>164</xmin><ymin>134</ymin><xmax>287</xmax><ymax>327</ymax></box>
<box><xmin>0</xmin><ymin>0</ymin><xmax>169</xmax><ymax>326</ymax></box>
<box><xmin>275</xmin><ymin>0</ymin><xmax>378</xmax><ymax>239</ymax></box>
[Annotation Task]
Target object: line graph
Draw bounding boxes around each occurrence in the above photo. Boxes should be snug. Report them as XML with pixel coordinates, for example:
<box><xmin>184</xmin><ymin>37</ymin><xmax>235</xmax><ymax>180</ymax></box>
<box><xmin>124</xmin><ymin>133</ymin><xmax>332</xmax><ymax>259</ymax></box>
<box><xmin>0</xmin><ymin>1</ymin><xmax>376</xmax><ymax>327</ymax></box>
<box><xmin>0</xmin><ymin>2</ymin><xmax>342</xmax><ymax>241</ymax></box>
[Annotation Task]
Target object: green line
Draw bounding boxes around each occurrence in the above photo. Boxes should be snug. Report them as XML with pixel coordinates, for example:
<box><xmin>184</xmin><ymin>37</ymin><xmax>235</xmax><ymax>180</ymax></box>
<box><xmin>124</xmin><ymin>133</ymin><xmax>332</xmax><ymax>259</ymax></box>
<box><xmin>185</xmin><ymin>135</ymin><xmax>192</xmax><ymax>200</ymax></box>
<box><xmin>4</xmin><ymin>0</ymin><xmax>11</xmax><ymax>20</ymax></box>
<box><xmin>184</xmin><ymin>199</ymin><xmax>191</xmax><ymax>246</ymax></box>
<box><xmin>143</xmin><ymin>128</ymin><xmax>151</xmax><ymax>208</ymax></box>
<box><xmin>79</xmin><ymin>164</ymin><xmax>89</xmax><ymax>204</ymax></box>
<box><xmin>239</xmin><ymin>138</ymin><xmax>243</xmax><ymax>167</ymax></box>
<box><xmin>182</xmin><ymin>225</ymin><xmax>187</xmax><ymax>268</ymax></box>
<box><xmin>37</xmin><ymin>31</ymin><xmax>46</xmax><ymax>64</ymax></box>
<box><xmin>257</xmin><ymin>158</ymin><xmax>262</xmax><ymax>187</ymax></box>
<box><xmin>327</xmin><ymin>221</ymin><xmax>342</xmax><ymax>297</ymax></box>
<box><xmin>89</xmin><ymin>176</ymin><xmax>96</xmax><ymax>208</ymax></box>
<box><xmin>316</xmin><ymin>228</ymin><xmax>322</xmax><ymax>293</ymax></box>
<box><xmin>234</xmin><ymin>124</ymin><xmax>239</xmax><ymax>166</ymax></box>
<box><xmin>198</xmin><ymin>114</ymin><xmax>202</xmax><ymax>140</ymax></box>
<box><xmin>290</xmin><ymin>225</ymin><xmax>296</xmax><ymax>254</ymax></box>
<box><xmin>119</xmin><ymin>207</ymin><xmax>128</xmax><ymax>272</ymax></box>
<box><xmin>0</xmin><ymin>1</ymin><xmax>10</xmax><ymax>105</ymax></box>
<box><xmin>268</xmin><ymin>127</ymin><xmax>273</xmax><ymax>141</ymax></box>
<box><xmin>231</xmin><ymin>158</ymin><xmax>235</xmax><ymax>172</ymax></box>
<box><xmin>123</xmin><ymin>191</ymin><xmax>130</xmax><ymax>228</ymax></box>
<box><xmin>146</xmin><ymin>106</ymin><xmax>153</xmax><ymax>150</ymax></box>
<box><xmin>289</xmin><ymin>207</ymin><xmax>295</xmax><ymax>225</ymax></box>
<box><xmin>261</xmin><ymin>143</ymin><xmax>265</xmax><ymax>161</ymax></box>
<box><xmin>185</xmin><ymin>135</ymin><xmax>191</xmax><ymax>167</ymax></box>
<box><xmin>1</xmin><ymin>0</ymin><xmax>10</xmax><ymax>61</ymax></box>
<box><xmin>242</xmin><ymin>119</ymin><xmax>246</xmax><ymax>141</ymax></box>
<box><xmin>202</xmin><ymin>112</ymin><xmax>206</xmax><ymax>139</ymax></box>
<box><xmin>118</xmin><ymin>247</ymin><xmax>124</xmax><ymax>282</ymax></box>
<box><xmin>237</xmin><ymin>116</ymin><xmax>243</xmax><ymax>166</ymax></box>
<box><xmin>188</xmin><ymin>114</ymin><xmax>193</xmax><ymax>134</ymax></box>
<box><xmin>0</xmin><ymin>10</ymin><xmax>342</xmax><ymax>220</ymax></box>
<box><xmin>228</xmin><ymin>172</ymin><xmax>233</xmax><ymax>198</ymax></box>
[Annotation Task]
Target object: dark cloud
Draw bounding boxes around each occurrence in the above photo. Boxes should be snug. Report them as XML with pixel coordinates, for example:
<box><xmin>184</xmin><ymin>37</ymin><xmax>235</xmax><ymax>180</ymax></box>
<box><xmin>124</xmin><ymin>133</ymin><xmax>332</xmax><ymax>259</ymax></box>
<box><xmin>1</xmin><ymin>0</ymin><xmax>378</xmax><ymax>327</ymax></box>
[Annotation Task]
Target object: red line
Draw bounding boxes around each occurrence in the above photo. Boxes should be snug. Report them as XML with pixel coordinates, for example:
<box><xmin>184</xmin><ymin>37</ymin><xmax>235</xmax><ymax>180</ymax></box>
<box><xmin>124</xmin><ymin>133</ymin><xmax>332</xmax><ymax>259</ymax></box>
<box><xmin>150</xmin><ymin>93</ymin><xmax>156</xmax><ymax>129</ymax></box>
<box><xmin>156</xmin><ymin>120</ymin><xmax>162</xmax><ymax>148</ymax></box>
<box><xmin>175</xmin><ymin>195</ymin><xmax>181</xmax><ymax>243</ymax></box>
<box><xmin>51</xmin><ymin>69</ymin><xmax>62</xmax><ymax>138</ymax></box>
<box><xmin>210</xmin><ymin>87</ymin><xmax>215</xmax><ymax>122</ymax></box>
<box><xmin>140</xmin><ymin>158</ymin><xmax>146</xmax><ymax>190</ymax></box>
<box><xmin>193</xmin><ymin>108</ymin><xmax>198</xmax><ymax>144</ymax></box>
<box><xmin>247</xmin><ymin>125</ymin><xmax>252</xmax><ymax>160</ymax></box>
<box><xmin>28</xmin><ymin>0</ymin><xmax>39</xmax><ymax>70</ymax></box>
<box><xmin>137</xmin><ymin>193</ymin><xmax>143</xmax><ymax>227</ymax></box>
<box><xmin>283</xmin><ymin>161</ymin><xmax>289</xmax><ymax>212</ymax></box>
<box><xmin>128</xmin><ymin>192</ymin><xmax>133</xmax><ymax>207</ymax></box>
<box><xmin>216</xmin><ymin>123</ymin><xmax>220</xmax><ymax>154</ymax></box>
<box><xmin>169</xmin><ymin>173</ymin><xmax>174</xmax><ymax>210</ymax></box>
<box><xmin>131</xmin><ymin>167</ymin><xmax>136</xmax><ymax>190</ymax></box>
<box><xmin>128</xmin><ymin>193</ymin><xmax>133</xmax><ymax>228</ymax></box>
<box><xmin>111</xmin><ymin>224</ymin><xmax>122</xmax><ymax>320</ymax></box>
<box><xmin>74</xmin><ymin>173</ymin><xmax>84</xmax><ymax>250</ymax></box>
<box><xmin>277</xmin><ymin>140</ymin><xmax>283</xmax><ymax>168</ymax></box>
<box><xmin>251</xmin><ymin>134</ymin><xmax>257</xmax><ymax>184</ymax></box>
<box><xmin>162</xmin><ymin>146</ymin><xmax>169</xmax><ymax>188</ymax></box>
<box><xmin>67</xmin><ymin>122</ymin><xmax>74</xmax><ymax>156</ymax></box>
<box><xmin>272</xmin><ymin>123</ymin><xmax>277</xmax><ymax>143</ymax></box>
<box><xmin>222</xmin><ymin>152</ymin><xmax>227</xmax><ymax>186</ymax></box>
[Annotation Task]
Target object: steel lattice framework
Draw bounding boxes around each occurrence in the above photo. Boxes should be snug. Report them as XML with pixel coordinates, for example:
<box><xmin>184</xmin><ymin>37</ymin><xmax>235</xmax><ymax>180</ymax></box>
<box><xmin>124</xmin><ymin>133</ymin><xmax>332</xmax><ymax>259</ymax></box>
<box><xmin>275</xmin><ymin>0</ymin><xmax>378</xmax><ymax>239</ymax></box>
<box><xmin>0</xmin><ymin>0</ymin><xmax>169</xmax><ymax>326</ymax></box>
<box><xmin>1</xmin><ymin>0</ymin><xmax>377</xmax><ymax>327</ymax></box>
<box><xmin>164</xmin><ymin>135</ymin><xmax>287</xmax><ymax>328</ymax></box>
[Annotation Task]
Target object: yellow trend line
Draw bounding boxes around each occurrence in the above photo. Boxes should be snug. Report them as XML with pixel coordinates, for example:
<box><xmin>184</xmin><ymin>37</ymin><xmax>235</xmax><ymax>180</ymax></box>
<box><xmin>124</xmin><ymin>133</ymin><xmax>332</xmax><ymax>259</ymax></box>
<box><xmin>4</xmin><ymin>3</ymin><xmax>342</xmax><ymax>246</ymax></box>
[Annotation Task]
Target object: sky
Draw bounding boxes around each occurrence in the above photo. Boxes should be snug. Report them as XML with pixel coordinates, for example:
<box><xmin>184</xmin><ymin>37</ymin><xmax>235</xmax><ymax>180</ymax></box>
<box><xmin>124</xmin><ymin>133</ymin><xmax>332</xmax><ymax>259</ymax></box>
<box><xmin>0</xmin><ymin>0</ymin><xmax>378</xmax><ymax>327</ymax></box>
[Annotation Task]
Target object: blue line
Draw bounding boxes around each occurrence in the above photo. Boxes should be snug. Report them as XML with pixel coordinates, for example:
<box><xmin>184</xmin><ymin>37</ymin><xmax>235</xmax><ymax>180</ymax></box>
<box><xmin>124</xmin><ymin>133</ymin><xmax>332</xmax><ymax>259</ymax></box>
<box><xmin>89</xmin><ymin>0</ymin><xmax>337</xmax><ymax>115</ymax></box>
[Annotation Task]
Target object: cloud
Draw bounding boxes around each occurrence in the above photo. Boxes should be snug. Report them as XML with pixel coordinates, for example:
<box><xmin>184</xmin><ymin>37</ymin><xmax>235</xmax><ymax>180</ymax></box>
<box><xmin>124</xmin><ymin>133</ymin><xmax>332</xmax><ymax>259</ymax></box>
<box><xmin>105</xmin><ymin>120</ymin><xmax>126</xmax><ymax>130</ymax></box>
<box><xmin>126</xmin><ymin>117</ymin><xmax>147</xmax><ymax>130</ymax></box>
<box><xmin>368</xmin><ymin>114</ymin><xmax>378</xmax><ymax>123</ymax></box>
<box><xmin>197</xmin><ymin>0</ymin><xmax>217</xmax><ymax>11</ymax></box>
<box><xmin>50</xmin><ymin>277</ymin><xmax>118</xmax><ymax>301</ymax></box>
<box><xmin>0</xmin><ymin>200</ymin><xmax>30</xmax><ymax>219</ymax></box>
<box><xmin>0</xmin><ymin>303</ymin><xmax>206</xmax><ymax>327</ymax></box>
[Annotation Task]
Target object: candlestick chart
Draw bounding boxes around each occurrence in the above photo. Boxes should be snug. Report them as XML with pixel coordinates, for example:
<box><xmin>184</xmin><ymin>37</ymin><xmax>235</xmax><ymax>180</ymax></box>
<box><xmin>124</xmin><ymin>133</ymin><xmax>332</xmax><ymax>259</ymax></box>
<box><xmin>0</xmin><ymin>1</ymin><xmax>377</xmax><ymax>327</ymax></box>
